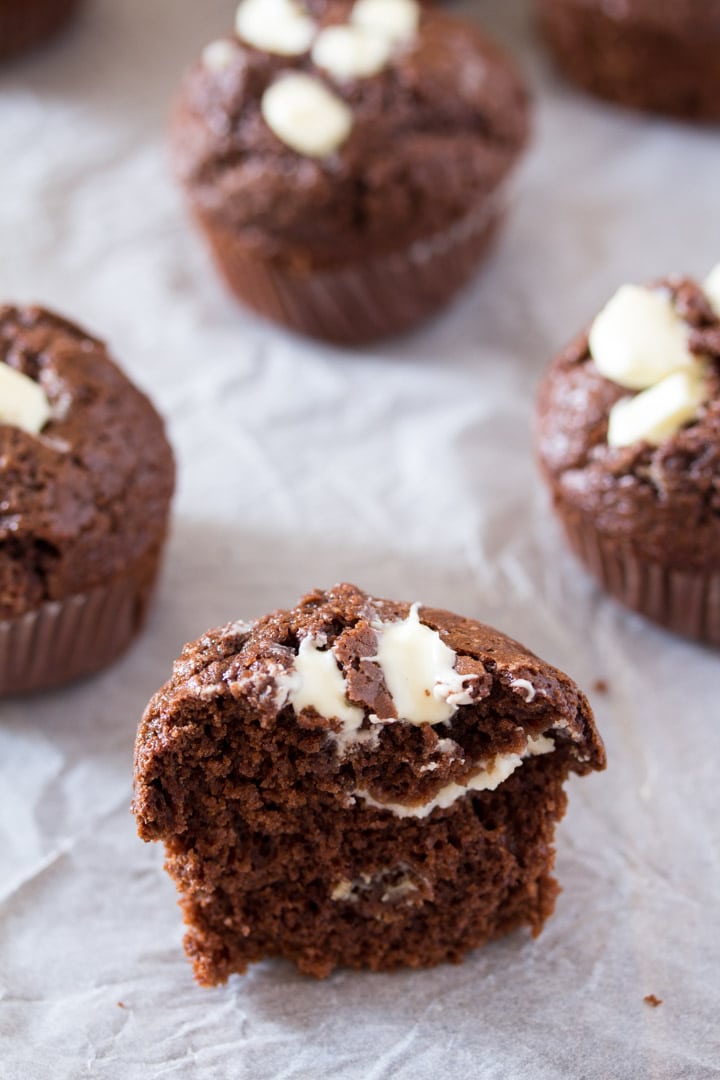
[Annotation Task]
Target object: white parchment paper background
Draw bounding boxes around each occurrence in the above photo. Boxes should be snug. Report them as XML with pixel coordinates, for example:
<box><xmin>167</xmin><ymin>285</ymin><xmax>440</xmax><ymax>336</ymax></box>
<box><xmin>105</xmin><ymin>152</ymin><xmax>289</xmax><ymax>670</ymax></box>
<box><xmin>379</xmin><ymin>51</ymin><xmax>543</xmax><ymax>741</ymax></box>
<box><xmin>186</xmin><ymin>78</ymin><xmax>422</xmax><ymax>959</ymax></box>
<box><xmin>1</xmin><ymin>1</ymin><xmax>719</xmax><ymax>1076</ymax></box>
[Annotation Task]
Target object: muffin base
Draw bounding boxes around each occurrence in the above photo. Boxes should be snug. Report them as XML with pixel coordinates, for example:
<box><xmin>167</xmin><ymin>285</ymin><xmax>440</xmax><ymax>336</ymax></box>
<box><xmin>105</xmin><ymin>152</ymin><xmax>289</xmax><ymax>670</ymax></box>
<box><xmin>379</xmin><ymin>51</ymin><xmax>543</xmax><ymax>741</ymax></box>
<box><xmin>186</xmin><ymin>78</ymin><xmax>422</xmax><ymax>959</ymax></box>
<box><xmin>0</xmin><ymin>541</ymin><xmax>165</xmax><ymax>695</ymax></box>
<box><xmin>0</xmin><ymin>0</ymin><xmax>81</xmax><ymax>61</ymax></box>
<box><xmin>196</xmin><ymin>197</ymin><xmax>503</xmax><ymax>346</ymax></box>
<box><xmin>535</xmin><ymin>0</ymin><xmax>720</xmax><ymax>120</ymax></box>
<box><xmin>560</xmin><ymin>513</ymin><xmax>720</xmax><ymax>645</ymax></box>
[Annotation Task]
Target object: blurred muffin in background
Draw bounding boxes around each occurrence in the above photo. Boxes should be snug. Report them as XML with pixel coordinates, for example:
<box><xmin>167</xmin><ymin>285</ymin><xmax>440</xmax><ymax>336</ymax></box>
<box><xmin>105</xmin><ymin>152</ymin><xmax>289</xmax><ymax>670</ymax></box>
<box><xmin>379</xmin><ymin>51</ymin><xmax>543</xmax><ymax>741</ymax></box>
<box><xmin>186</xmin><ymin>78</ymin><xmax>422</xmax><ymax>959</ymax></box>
<box><xmin>535</xmin><ymin>0</ymin><xmax>720</xmax><ymax>121</ymax></box>
<box><xmin>171</xmin><ymin>0</ymin><xmax>531</xmax><ymax>345</ymax></box>
<box><xmin>0</xmin><ymin>0</ymin><xmax>82</xmax><ymax>61</ymax></box>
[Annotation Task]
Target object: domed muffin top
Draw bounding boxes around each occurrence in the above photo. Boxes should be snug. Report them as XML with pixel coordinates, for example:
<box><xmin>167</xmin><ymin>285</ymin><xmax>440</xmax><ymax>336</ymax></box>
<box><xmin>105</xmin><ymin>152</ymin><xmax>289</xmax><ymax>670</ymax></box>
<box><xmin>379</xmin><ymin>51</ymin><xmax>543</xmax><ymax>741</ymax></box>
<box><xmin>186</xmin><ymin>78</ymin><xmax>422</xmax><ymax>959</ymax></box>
<box><xmin>171</xmin><ymin>0</ymin><xmax>530</xmax><ymax>263</ymax></box>
<box><xmin>135</xmin><ymin>583</ymin><xmax>603</xmax><ymax>835</ymax></box>
<box><xmin>536</xmin><ymin>271</ymin><xmax>720</xmax><ymax>568</ymax></box>
<box><xmin>0</xmin><ymin>305</ymin><xmax>175</xmax><ymax>617</ymax></box>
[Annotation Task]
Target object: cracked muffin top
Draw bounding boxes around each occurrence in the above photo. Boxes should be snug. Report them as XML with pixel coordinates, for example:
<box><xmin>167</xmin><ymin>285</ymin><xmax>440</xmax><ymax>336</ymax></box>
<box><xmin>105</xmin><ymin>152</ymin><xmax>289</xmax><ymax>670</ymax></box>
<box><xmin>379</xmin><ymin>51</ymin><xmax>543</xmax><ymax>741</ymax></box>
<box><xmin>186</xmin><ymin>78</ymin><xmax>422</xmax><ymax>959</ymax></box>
<box><xmin>0</xmin><ymin>305</ymin><xmax>175</xmax><ymax>618</ymax></box>
<box><xmin>136</xmin><ymin>582</ymin><xmax>604</xmax><ymax>833</ymax></box>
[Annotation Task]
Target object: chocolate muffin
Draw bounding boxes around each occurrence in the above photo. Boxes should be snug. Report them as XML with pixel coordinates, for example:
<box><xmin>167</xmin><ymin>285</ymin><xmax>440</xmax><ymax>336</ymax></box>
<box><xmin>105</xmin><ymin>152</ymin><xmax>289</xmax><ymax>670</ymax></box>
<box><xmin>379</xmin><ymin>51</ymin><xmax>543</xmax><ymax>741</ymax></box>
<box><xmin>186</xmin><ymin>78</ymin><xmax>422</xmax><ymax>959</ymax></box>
<box><xmin>0</xmin><ymin>0</ymin><xmax>81</xmax><ymax>61</ymax></box>
<box><xmin>171</xmin><ymin>0</ymin><xmax>530</xmax><ymax>344</ymax></box>
<box><xmin>133</xmin><ymin>583</ymin><xmax>604</xmax><ymax>983</ymax></box>
<box><xmin>0</xmin><ymin>305</ymin><xmax>175</xmax><ymax>694</ymax></box>
<box><xmin>536</xmin><ymin>269</ymin><xmax>720</xmax><ymax>644</ymax></box>
<box><xmin>535</xmin><ymin>0</ymin><xmax>720</xmax><ymax>120</ymax></box>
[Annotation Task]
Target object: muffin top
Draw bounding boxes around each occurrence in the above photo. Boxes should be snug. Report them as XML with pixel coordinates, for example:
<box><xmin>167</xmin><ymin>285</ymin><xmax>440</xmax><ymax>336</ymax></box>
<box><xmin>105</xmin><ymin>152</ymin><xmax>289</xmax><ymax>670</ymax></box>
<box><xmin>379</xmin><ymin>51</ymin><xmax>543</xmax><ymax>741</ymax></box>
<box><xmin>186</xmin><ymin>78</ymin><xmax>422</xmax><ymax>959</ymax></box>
<box><xmin>135</xmin><ymin>583</ymin><xmax>603</xmax><ymax>837</ymax></box>
<box><xmin>0</xmin><ymin>306</ymin><xmax>175</xmax><ymax>618</ymax></box>
<box><xmin>536</xmin><ymin>271</ymin><xmax>720</xmax><ymax>569</ymax></box>
<box><xmin>172</xmin><ymin>0</ymin><xmax>530</xmax><ymax>264</ymax></box>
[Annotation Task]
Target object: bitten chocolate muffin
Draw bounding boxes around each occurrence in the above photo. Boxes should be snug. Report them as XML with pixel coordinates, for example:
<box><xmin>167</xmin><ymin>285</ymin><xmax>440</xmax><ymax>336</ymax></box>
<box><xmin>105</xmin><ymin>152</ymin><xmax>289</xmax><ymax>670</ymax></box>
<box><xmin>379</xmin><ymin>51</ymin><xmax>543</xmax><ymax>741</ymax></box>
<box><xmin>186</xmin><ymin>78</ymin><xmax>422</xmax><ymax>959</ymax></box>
<box><xmin>171</xmin><ymin>0</ymin><xmax>530</xmax><ymax>344</ymax></box>
<box><xmin>536</xmin><ymin>267</ymin><xmax>720</xmax><ymax>644</ymax></box>
<box><xmin>133</xmin><ymin>583</ymin><xmax>604</xmax><ymax>983</ymax></box>
<box><xmin>0</xmin><ymin>0</ymin><xmax>81</xmax><ymax>61</ymax></box>
<box><xmin>0</xmin><ymin>305</ymin><xmax>175</xmax><ymax>694</ymax></box>
<box><xmin>535</xmin><ymin>0</ymin><xmax>720</xmax><ymax>120</ymax></box>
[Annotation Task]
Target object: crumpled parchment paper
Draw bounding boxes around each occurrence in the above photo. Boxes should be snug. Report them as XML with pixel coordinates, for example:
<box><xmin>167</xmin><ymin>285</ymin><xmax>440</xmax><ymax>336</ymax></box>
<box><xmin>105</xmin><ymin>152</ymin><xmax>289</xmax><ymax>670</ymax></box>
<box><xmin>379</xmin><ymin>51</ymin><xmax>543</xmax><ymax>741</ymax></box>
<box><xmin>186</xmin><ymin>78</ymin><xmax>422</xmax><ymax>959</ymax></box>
<box><xmin>1</xmin><ymin>1</ymin><xmax>719</xmax><ymax>1077</ymax></box>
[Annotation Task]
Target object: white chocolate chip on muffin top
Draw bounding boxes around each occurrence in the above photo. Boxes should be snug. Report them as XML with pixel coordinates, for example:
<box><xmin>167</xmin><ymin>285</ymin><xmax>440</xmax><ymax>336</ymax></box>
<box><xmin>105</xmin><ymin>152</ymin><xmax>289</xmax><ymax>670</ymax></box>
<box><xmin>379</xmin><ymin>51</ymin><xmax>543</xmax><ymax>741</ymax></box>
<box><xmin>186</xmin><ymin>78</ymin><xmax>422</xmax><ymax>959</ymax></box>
<box><xmin>235</xmin><ymin>0</ymin><xmax>317</xmax><ymax>56</ymax></box>
<box><xmin>312</xmin><ymin>0</ymin><xmax>420</xmax><ymax>80</ymax></box>
<box><xmin>241</xmin><ymin>0</ymin><xmax>421</xmax><ymax>154</ymax></box>
<box><xmin>261</xmin><ymin>72</ymin><xmax>354</xmax><ymax>157</ymax></box>
<box><xmin>311</xmin><ymin>25</ymin><xmax>395</xmax><ymax>80</ymax></box>
<box><xmin>588</xmin><ymin>281</ymin><xmax>710</xmax><ymax>448</ymax></box>
<box><xmin>0</xmin><ymin>361</ymin><xmax>51</xmax><ymax>435</ymax></box>
<box><xmin>201</xmin><ymin>39</ymin><xmax>240</xmax><ymax>73</ymax></box>
<box><xmin>351</xmin><ymin>0</ymin><xmax>420</xmax><ymax>42</ymax></box>
<box><xmin>369</xmin><ymin>602</ymin><xmax>478</xmax><ymax>725</ymax></box>
<box><xmin>607</xmin><ymin>367</ymin><xmax>707</xmax><ymax>449</ymax></box>
<box><xmin>704</xmin><ymin>263</ymin><xmax>720</xmax><ymax>316</ymax></box>
<box><xmin>288</xmin><ymin>635</ymin><xmax>365</xmax><ymax>728</ymax></box>
<box><xmin>589</xmin><ymin>284</ymin><xmax>697</xmax><ymax>390</ymax></box>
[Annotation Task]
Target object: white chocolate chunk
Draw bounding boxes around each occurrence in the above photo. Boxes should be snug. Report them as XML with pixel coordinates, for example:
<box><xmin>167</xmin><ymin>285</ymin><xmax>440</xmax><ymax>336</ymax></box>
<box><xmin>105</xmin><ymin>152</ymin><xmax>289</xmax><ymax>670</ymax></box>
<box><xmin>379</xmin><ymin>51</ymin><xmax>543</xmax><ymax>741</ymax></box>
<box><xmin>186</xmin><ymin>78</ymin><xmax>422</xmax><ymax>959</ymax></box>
<box><xmin>312</xmin><ymin>25</ymin><xmax>393</xmax><ymax>80</ymax></box>
<box><xmin>510</xmin><ymin>678</ymin><xmax>536</xmax><ymax>703</ymax></box>
<box><xmin>331</xmin><ymin>879</ymin><xmax>356</xmax><ymax>901</ymax></box>
<box><xmin>202</xmin><ymin>39</ymin><xmax>239</xmax><ymax>73</ymax></box>
<box><xmin>380</xmin><ymin>876</ymin><xmax>419</xmax><ymax>903</ymax></box>
<box><xmin>331</xmin><ymin>867</ymin><xmax>421</xmax><ymax>905</ymax></box>
<box><xmin>289</xmin><ymin>636</ymin><xmax>364</xmax><ymax>729</ymax></box>
<box><xmin>351</xmin><ymin>0</ymin><xmax>420</xmax><ymax>43</ymax></box>
<box><xmin>589</xmin><ymin>284</ymin><xmax>696</xmax><ymax>390</ymax></box>
<box><xmin>0</xmin><ymin>362</ymin><xmax>51</xmax><ymax>435</ymax></box>
<box><xmin>235</xmin><ymin>0</ymin><xmax>316</xmax><ymax>56</ymax></box>
<box><xmin>527</xmin><ymin>734</ymin><xmax>555</xmax><ymax>756</ymax></box>
<box><xmin>607</xmin><ymin>367</ymin><xmax>707</xmax><ymax>449</ymax></box>
<box><xmin>704</xmin><ymin>263</ymin><xmax>720</xmax><ymax>316</ymax></box>
<box><xmin>261</xmin><ymin>72</ymin><xmax>353</xmax><ymax>157</ymax></box>
<box><xmin>355</xmin><ymin>735</ymin><xmax>555</xmax><ymax>819</ymax></box>
<box><xmin>372</xmin><ymin>604</ymin><xmax>476</xmax><ymax>725</ymax></box>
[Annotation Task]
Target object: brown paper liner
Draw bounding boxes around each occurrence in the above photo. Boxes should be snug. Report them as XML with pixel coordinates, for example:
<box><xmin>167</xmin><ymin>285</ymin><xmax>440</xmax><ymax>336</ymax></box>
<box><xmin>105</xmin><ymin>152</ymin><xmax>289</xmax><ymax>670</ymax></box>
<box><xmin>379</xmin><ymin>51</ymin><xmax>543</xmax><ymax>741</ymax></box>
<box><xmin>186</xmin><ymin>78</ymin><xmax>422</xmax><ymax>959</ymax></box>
<box><xmin>561</xmin><ymin>515</ymin><xmax>720</xmax><ymax>646</ymax></box>
<box><xmin>0</xmin><ymin>542</ymin><xmax>164</xmax><ymax>695</ymax></box>
<box><xmin>195</xmin><ymin>195</ymin><xmax>504</xmax><ymax>345</ymax></box>
<box><xmin>535</xmin><ymin>0</ymin><xmax>720</xmax><ymax>120</ymax></box>
<box><xmin>0</xmin><ymin>0</ymin><xmax>81</xmax><ymax>60</ymax></box>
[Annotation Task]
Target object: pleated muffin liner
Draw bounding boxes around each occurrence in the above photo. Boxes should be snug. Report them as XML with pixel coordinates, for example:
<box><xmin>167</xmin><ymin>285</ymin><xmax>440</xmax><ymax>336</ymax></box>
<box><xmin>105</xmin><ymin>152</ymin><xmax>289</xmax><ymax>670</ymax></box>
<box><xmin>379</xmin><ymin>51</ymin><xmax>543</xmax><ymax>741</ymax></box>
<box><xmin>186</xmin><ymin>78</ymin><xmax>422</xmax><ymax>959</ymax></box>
<box><xmin>0</xmin><ymin>0</ymin><xmax>82</xmax><ymax>61</ymax></box>
<box><xmin>0</xmin><ymin>545</ymin><xmax>163</xmax><ymax>696</ymax></box>
<box><xmin>561</xmin><ymin>516</ymin><xmax>720</xmax><ymax>646</ymax></box>
<box><xmin>196</xmin><ymin>188</ymin><xmax>507</xmax><ymax>346</ymax></box>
